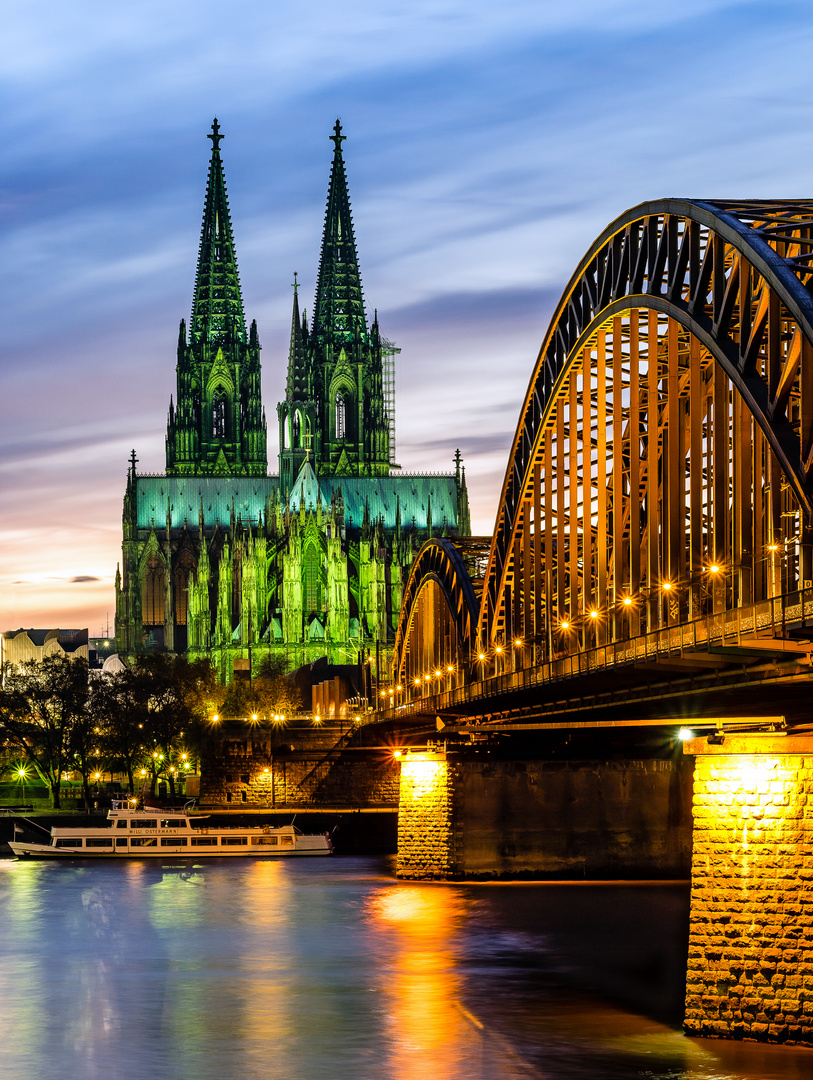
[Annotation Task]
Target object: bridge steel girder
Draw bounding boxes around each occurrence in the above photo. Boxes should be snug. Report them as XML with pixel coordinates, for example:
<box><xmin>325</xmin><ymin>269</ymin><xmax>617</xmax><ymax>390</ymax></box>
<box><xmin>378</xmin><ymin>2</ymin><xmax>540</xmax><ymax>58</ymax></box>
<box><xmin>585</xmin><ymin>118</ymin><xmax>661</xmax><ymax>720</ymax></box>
<box><xmin>393</xmin><ymin>538</ymin><xmax>480</xmax><ymax>688</ymax></box>
<box><xmin>478</xmin><ymin>199</ymin><xmax>813</xmax><ymax>653</ymax></box>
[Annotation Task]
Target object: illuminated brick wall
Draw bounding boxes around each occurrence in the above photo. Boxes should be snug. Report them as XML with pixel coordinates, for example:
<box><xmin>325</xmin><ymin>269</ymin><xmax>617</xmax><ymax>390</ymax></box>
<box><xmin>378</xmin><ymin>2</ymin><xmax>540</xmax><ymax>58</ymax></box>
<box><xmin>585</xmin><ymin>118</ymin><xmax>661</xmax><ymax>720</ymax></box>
<box><xmin>685</xmin><ymin>737</ymin><xmax>813</xmax><ymax>1045</ymax></box>
<box><xmin>397</xmin><ymin>753</ymin><xmax>457</xmax><ymax>879</ymax></box>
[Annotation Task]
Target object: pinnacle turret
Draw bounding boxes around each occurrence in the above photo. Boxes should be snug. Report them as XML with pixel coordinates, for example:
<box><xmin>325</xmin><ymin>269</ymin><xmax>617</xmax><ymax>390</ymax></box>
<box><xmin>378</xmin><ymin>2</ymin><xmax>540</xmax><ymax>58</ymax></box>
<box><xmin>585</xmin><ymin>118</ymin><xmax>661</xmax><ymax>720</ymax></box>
<box><xmin>286</xmin><ymin>273</ymin><xmax>309</xmax><ymax>398</ymax></box>
<box><xmin>190</xmin><ymin>119</ymin><xmax>247</xmax><ymax>344</ymax></box>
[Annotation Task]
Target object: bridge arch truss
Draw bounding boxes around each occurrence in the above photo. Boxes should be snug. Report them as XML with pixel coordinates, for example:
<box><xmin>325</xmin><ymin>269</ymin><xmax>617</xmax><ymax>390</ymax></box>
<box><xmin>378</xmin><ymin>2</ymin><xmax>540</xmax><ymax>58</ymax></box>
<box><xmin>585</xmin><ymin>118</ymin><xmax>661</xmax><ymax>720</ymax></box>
<box><xmin>392</xmin><ymin>538</ymin><xmax>484</xmax><ymax>691</ymax></box>
<box><xmin>478</xmin><ymin>199</ymin><xmax>813</xmax><ymax>659</ymax></box>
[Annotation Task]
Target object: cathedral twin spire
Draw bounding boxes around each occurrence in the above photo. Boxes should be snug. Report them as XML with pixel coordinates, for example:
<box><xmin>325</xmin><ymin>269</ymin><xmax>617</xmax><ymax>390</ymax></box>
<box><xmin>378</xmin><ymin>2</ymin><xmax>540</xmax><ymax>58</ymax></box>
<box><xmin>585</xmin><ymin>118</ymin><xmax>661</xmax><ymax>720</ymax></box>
<box><xmin>168</xmin><ymin>117</ymin><xmax>391</xmax><ymax>484</ymax></box>
<box><xmin>166</xmin><ymin>119</ymin><xmax>266</xmax><ymax>477</ymax></box>
<box><xmin>191</xmin><ymin>118</ymin><xmax>247</xmax><ymax>344</ymax></box>
<box><xmin>313</xmin><ymin>119</ymin><xmax>368</xmax><ymax>346</ymax></box>
<box><xmin>280</xmin><ymin>119</ymin><xmax>392</xmax><ymax>485</ymax></box>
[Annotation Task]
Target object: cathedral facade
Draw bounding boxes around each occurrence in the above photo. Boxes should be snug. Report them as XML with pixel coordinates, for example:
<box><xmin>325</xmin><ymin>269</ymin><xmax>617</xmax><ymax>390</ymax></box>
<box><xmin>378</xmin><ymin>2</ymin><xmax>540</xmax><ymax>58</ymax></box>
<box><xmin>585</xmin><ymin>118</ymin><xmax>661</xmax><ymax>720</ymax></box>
<box><xmin>115</xmin><ymin>120</ymin><xmax>470</xmax><ymax>680</ymax></box>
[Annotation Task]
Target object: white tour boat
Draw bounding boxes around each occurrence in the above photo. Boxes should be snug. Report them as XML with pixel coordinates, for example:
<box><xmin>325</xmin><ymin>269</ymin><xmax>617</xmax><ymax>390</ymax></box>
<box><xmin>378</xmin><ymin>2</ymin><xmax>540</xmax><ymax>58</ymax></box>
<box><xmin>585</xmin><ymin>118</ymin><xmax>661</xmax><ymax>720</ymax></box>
<box><xmin>9</xmin><ymin>802</ymin><xmax>333</xmax><ymax>859</ymax></box>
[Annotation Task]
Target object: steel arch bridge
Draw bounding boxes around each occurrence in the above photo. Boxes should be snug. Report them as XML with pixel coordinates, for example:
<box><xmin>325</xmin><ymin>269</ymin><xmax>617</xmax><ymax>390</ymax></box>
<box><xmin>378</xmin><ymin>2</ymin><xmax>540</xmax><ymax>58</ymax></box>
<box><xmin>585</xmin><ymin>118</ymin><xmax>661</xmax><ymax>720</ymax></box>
<box><xmin>393</xmin><ymin>199</ymin><xmax>813</xmax><ymax>705</ymax></box>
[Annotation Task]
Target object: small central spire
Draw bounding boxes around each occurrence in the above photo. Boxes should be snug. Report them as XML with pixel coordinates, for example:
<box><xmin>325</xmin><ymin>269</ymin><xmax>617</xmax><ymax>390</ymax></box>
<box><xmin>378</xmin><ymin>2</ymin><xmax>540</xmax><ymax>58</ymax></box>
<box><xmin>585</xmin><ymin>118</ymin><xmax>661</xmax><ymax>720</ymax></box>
<box><xmin>330</xmin><ymin>119</ymin><xmax>346</xmax><ymax>152</ymax></box>
<box><xmin>208</xmin><ymin>117</ymin><xmax>223</xmax><ymax>152</ymax></box>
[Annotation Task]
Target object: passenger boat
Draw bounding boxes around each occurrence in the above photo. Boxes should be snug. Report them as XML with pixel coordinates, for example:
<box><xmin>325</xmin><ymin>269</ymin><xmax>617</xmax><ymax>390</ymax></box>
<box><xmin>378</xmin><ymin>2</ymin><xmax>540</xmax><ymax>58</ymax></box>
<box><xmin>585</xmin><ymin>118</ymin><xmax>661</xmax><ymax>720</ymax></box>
<box><xmin>9</xmin><ymin>802</ymin><xmax>333</xmax><ymax>859</ymax></box>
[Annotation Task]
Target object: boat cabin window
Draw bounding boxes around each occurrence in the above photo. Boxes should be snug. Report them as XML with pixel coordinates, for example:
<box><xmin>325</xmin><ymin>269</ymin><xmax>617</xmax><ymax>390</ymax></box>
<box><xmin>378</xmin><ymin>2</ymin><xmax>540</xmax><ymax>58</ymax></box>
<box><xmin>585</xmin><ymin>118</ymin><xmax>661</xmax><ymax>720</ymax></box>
<box><xmin>281</xmin><ymin>835</ymin><xmax>294</xmax><ymax>846</ymax></box>
<box><xmin>161</xmin><ymin>837</ymin><xmax>187</xmax><ymax>846</ymax></box>
<box><xmin>130</xmin><ymin>837</ymin><xmax>157</xmax><ymax>847</ymax></box>
<box><xmin>252</xmin><ymin>836</ymin><xmax>278</xmax><ymax>846</ymax></box>
<box><xmin>116</xmin><ymin>838</ymin><xmax>128</xmax><ymax>847</ymax></box>
<box><xmin>222</xmin><ymin>836</ymin><xmax>248</xmax><ymax>846</ymax></box>
<box><xmin>160</xmin><ymin>819</ymin><xmax>186</xmax><ymax>829</ymax></box>
<box><xmin>85</xmin><ymin>838</ymin><xmax>113</xmax><ymax>848</ymax></box>
<box><xmin>116</xmin><ymin>819</ymin><xmax>128</xmax><ymax>828</ymax></box>
<box><xmin>191</xmin><ymin>836</ymin><xmax>217</xmax><ymax>846</ymax></box>
<box><xmin>55</xmin><ymin>839</ymin><xmax>79</xmax><ymax>848</ymax></box>
<box><xmin>136</xmin><ymin>819</ymin><xmax>158</xmax><ymax>829</ymax></box>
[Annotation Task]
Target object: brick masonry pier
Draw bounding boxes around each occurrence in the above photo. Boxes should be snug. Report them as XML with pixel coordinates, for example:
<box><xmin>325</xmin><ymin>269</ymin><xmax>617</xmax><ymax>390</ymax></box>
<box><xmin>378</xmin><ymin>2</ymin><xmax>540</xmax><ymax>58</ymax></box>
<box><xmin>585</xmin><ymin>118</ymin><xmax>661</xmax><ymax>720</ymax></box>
<box><xmin>683</xmin><ymin>734</ymin><xmax>813</xmax><ymax>1046</ymax></box>
<box><xmin>396</xmin><ymin>748</ymin><xmax>693</xmax><ymax>881</ymax></box>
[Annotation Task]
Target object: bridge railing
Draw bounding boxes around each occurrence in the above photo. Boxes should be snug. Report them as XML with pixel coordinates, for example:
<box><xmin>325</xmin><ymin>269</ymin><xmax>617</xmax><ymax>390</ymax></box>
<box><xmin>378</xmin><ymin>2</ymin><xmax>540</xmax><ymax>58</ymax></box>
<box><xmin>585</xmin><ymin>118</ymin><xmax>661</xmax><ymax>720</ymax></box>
<box><xmin>373</xmin><ymin>588</ymin><xmax>813</xmax><ymax>724</ymax></box>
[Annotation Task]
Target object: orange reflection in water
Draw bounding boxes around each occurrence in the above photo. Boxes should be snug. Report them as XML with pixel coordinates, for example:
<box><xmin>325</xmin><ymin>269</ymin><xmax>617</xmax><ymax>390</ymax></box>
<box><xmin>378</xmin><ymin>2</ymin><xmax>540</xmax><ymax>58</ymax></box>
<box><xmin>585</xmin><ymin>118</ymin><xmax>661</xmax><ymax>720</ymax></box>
<box><xmin>368</xmin><ymin>885</ymin><xmax>481</xmax><ymax>1078</ymax></box>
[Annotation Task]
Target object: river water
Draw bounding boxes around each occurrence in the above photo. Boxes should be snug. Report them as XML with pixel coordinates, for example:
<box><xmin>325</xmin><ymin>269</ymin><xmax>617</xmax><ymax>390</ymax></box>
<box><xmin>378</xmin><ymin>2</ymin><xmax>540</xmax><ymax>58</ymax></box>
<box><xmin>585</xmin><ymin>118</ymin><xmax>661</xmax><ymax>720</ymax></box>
<box><xmin>0</xmin><ymin>856</ymin><xmax>811</xmax><ymax>1080</ymax></box>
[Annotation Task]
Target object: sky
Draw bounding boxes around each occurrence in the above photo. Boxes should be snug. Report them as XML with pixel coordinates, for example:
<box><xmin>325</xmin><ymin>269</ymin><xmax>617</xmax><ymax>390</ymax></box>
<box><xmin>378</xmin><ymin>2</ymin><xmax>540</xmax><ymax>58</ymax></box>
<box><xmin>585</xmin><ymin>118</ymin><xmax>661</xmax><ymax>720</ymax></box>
<box><xmin>3</xmin><ymin>0</ymin><xmax>813</xmax><ymax>634</ymax></box>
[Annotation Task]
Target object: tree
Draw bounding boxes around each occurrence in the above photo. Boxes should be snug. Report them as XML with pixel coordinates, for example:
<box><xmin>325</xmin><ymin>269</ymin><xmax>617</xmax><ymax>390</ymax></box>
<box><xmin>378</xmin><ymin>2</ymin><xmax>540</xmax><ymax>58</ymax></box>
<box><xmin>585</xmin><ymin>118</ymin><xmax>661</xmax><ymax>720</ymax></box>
<box><xmin>129</xmin><ymin>655</ymin><xmax>217</xmax><ymax>798</ymax></box>
<box><xmin>89</xmin><ymin>670</ymin><xmax>148</xmax><ymax>795</ymax></box>
<box><xmin>219</xmin><ymin>654</ymin><xmax>303</xmax><ymax>722</ymax></box>
<box><xmin>0</xmin><ymin>656</ymin><xmax>89</xmax><ymax>809</ymax></box>
<box><xmin>254</xmin><ymin>654</ymin><xmax>303</xmax><ymax>718</ymax></box>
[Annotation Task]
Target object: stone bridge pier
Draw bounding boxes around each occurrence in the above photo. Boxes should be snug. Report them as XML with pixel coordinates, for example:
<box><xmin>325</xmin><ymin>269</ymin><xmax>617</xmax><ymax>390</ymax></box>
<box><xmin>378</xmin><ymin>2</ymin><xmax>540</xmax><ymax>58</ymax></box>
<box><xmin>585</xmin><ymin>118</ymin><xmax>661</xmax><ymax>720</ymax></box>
<box><xmin>395</xmin><ymin>743</ymin><xmax>693</xmax><ymax>881</ymax></box>
<box><xmin>682</xmin><ymin>734</ymin><xmax>813</xmax><ymax>1046</ymax></box>
<box><xmin>395</xmin><ymin>733</ymin><xmax>813</xmax><ymax>1046</ymax></box>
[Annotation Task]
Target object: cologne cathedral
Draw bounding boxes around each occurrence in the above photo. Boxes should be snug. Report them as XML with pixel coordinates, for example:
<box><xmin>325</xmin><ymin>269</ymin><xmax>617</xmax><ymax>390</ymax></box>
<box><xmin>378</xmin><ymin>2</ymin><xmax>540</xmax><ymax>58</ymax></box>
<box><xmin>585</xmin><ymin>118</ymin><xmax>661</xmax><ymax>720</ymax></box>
<box><xmin>115</xmin><ymin>120</ymin><xmax>470</xmax><ymax>679</ymax></box>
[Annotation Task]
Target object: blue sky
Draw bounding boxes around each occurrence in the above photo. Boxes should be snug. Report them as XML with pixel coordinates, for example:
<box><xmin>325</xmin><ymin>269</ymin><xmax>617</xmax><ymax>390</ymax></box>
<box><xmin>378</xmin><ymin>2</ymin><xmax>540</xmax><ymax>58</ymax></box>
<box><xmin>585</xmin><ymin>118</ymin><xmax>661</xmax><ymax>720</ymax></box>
<box><xmin>2</xmin><ymin>0</ymin><xmax>813</xmax><ymax>630</ymax></box>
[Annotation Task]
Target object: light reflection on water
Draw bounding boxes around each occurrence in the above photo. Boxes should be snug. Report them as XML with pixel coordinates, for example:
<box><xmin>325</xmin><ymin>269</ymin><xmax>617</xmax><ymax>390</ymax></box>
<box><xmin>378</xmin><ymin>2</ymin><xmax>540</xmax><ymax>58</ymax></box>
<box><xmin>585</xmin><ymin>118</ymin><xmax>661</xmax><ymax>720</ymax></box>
<box><xmin>0</xmin><ymin>857</ymin><xmax>812</xmax><ymax>1080</ymax></box>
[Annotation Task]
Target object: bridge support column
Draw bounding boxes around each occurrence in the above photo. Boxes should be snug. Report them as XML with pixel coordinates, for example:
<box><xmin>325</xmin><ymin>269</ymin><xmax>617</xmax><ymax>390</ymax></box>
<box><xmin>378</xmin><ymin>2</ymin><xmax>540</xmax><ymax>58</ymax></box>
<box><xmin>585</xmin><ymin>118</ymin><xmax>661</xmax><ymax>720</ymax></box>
<box><xmin>396</xmin><ymin>750</ymin><xmax>458</xmax><ymax>879</ymax></box>
<box><xmin>683</xmin><ymin>735</ymin><xmax>813</xmax><ymax>1045</ymax></box>
<box><xmin>396</xmin><ymin>747</ymin><xmax>692</xmax><ymax>880</ymax></box>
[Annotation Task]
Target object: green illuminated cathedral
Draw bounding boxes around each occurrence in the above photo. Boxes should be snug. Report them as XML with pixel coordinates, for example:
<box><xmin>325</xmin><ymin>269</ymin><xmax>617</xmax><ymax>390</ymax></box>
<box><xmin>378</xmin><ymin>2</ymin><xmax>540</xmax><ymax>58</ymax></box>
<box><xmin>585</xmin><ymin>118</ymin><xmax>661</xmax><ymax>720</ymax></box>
<box><xmin>115</xmin><ymin>120</ymin><xmax>470</xmax><ymax>678</ymax></box>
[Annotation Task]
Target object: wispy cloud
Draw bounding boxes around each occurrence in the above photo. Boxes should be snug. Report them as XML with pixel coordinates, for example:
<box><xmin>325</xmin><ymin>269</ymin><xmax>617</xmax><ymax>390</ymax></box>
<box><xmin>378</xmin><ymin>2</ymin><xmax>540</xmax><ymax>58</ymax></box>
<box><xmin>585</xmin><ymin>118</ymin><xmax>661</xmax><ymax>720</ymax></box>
<box><xmin>2</xmin><ymin>0</ymin><xmax>812</xmax><ymax>623</ymax></box>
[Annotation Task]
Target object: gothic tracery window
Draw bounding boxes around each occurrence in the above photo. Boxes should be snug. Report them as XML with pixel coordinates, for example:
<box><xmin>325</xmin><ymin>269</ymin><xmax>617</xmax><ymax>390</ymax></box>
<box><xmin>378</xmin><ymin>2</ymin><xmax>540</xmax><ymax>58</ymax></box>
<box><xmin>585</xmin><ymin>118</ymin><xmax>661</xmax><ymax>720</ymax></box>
<box><xmin>335</xmin><ymin>394</ymin><xmax>346</xmax><ymax>440</ymax></box>
<box><xmin>303</xmin><ymin>544</ymin><xmax>322</xmax><ymax>613</ymax></box>
<box><xmin>212</xmin><ymin>390</ymin><xmax>227</xmax><ymax>439</ymax></box>
<box><xmin>142</xmin><ymin>554</ymin><xmax>166</xmax><ymax>626</ymax></box>
<box><xmin>173</xmin><ymin>549</ymin><xmax>196</xmax><ymax>627</ymax></box>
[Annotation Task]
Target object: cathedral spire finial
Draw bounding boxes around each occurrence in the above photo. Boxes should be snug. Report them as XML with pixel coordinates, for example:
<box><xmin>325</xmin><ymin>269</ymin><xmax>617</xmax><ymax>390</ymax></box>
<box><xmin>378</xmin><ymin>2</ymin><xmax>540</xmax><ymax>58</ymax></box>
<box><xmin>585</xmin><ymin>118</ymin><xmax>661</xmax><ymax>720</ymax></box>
<box><xmin>208</xmin><ymin>117</ymin><xmax>223</xmax><ymax>152</ymax></box>
<box><xmin>330</xmin><ymin>118</ymin><xmax>346</xmax><ymax>153</ymax></box>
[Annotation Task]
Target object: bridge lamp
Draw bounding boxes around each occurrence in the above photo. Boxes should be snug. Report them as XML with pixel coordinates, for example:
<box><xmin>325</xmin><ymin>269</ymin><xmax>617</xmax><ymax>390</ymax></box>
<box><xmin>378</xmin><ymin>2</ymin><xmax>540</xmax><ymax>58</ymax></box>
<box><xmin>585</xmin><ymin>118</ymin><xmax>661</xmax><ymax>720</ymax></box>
<box><xmin>514</xmin><ymin>638</ymin><xmax>523</xmax><ymax>647</ymax></box>
<box><xmin>380</xmin><ymin>690</ymin><xmax>388</xmax><ymax>698</ymax></box>
<box><xmin>495</xmin><ymin>646</ymin><xmax>503</xmax><ymax>654</ymax></box>
<box><xmin>678</xmin><ymin>728</ymin><xmax>694</xmax><ymax>742</ymax></box>
<box><xmin>396</xmin><ymin>685</ymin><xmax>403</xmax><ymax>691</ymax></box>
<box><xmin>413</xmin><ymin>678</ymin><xmax>421</xmax><ymax>687</ymax></box>
<box><xmin>767</xmin><ymin>544</ymin><xmax>780</xmax><ymax>553</ymax></box>
<box><xmin>392</xmin><ymin>750</ymin><xmax>403</xmax><ymax>759</ymax></box>
<box><xmin>707</xmin><ymin>563</ymin><xmax>722</xmax><ymax>575</ymax></box>
<box><xmin>434</xmin><ymin>669</ymin><xmax>442</xmax><ymax>678</ymax></box>
<box><xmin>661</xmin><ymin>581</ymin><xmax>673</xmax><ymax>592</ymax></box>
<box><xmin>560</xmin><ymin>620</ymin><xmax>570</xmax><ymax>631</ymax></box>
<box><xmin>446</xmin><ymin>666</ymin><xmax>454</xmax><ymax>673</ymax></box>
<box><xmin>425</xmin><ymin>674</ymin><xmax>432</xmax><ymax>682</ymax></box>
<box><xmin>16</xmin><ymin>767</ymin><xmax>27</xmax><ymax>780</ymax></box>
<box><xmin>621</xmin><ymin>596</ymin><xmax>634</xmax><ymax>607</ymax></box>
<box><xmin>212</xmin><ymin>714</ymin><xmax>220</xmax><ymax>724</ymax></box>
<box><xmin>478</xmin><ymin>653</ymin><xmax>486</xmax><ymax>661</ymax></box>
<box><xmin>589</xmin><ymin>610</ymin><xmax>599</xmax><ymax>620</ymax></box>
